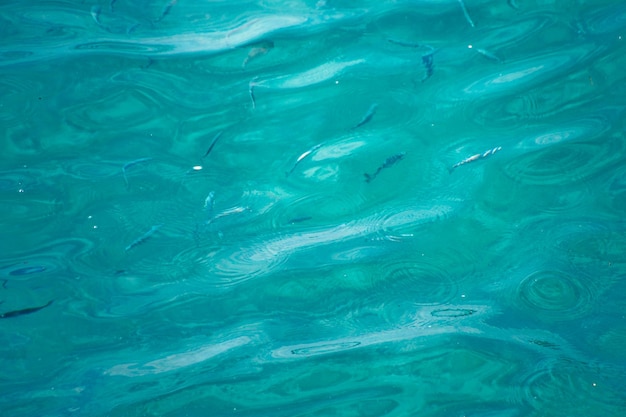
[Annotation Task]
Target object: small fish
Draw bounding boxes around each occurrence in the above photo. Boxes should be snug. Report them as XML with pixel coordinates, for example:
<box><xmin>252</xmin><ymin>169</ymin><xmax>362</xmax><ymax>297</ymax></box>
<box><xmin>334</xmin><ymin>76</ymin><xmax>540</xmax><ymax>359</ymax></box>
<box><xmin>203</xmin><ymin>131</ymin><xmax>223</xmax><ymax>158</ymax></box>
<box><xmin>475</xmin><ymin>47</ymin><xmax>502</xmax><ymax>63</ymax></box>
<box><xmin>90</xmin><ymin>5</ymin><xmax>102</xmax><ymax>25</ymax></box>
<box><xmin>110</xmin><ymin>0</ymin><xmax>117</xmax><ymax>12</ymax></box>
<box><xmin>421</xmin><ymin>48</ymin><xmax>438</xmax><ymax>82</ymax></box>
<box><xmin>9</xmin><ymin>265</ymin><xmax>46</xmax><ymax>276</ymax></box>
<box><xmin>352</xmin><ymin>103</ymin><xmax>378</xmax><ymax>129</ymax></box>
<box><xmin>155</xmin><ymin>0</ymin><xmax>177</xmax><ymax>23</ymax></box>
<box><xmin>125</xmin><ymin>224</ymin><xmax>162</xmax><ymax>251</ymax></box>
<box><xmin>0</xmin><ymin>300</ymin><xmax>53</xmax><ymax>319</ymax></box>
<box><xmin>242</xmin><ymin>40</ymin><xmax>274</xmax><ymax>69</ymax></box>
<box><xmin>249</xmin><ymin>77</ymin><xmax>258</xmax><ymax>109</ymax></box>
<box><xmin>364</xmin><ymin>152</ymin><xmax>405</xmax><ymax>183</ymax></box>
<box><xmin>122</xmin><ymin>157</ymin><xmax>152</xmax><ymax>188</ymax></box>
<box><xmin>507</xmin><ymin>0</ymin><xmax>520</xmax><ymax>10</ymax></box>
<box><xmin>204</xmin><ymin>191</ymin><xmax>215</xmax><ymax>213</ymax></box>
<box><xmin>482</xmin><ymin>147</ymin><xmax>501</xmax><ymax>157</ymax></box>
<box><xmin>458</xmin><ymin>0</ymin><xmax>475</xmax><ymax>28</ymax></box>
<box><xmin>286</xmin><ymin>143</ymin><xmax>322</xmax><ymax>176</ymax></box>
<box><xmin>450</xmin><ymin>146</ymin><xmax>502</xmax><ymax>171</ymax></box>
<box><xmin>387</xmin><ymin>39</ymin><xmax>422</xmax><ymax>48</ymax></box>
<box><xmin>127</xmin><ymin>23</ymin><xmax>141</xmax><ymax>34</ymax></box>
<box><xmin>208</xmin><ymin>206</ymin><xmax>250</xmax><ymax>224</ymax></box>
<box><xmin>288</xmin><ymin>216</ymin><xmax>312</xmax><ymax>224</ymax></box>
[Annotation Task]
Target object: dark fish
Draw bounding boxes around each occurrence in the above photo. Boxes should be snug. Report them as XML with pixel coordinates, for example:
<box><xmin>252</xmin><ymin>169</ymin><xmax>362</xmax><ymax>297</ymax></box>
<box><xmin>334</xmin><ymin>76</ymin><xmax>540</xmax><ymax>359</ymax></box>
<box><xmin>0</xmin><ymin>300</ymin><xmax>53</xmax><ymax>319</ymax></box>
<box><xmin>155</xmin><ymin>0</ymin><xmax>177</xmax><ymax>23</ymax></box>
<box><xmin>421</xmin><ymin>48</ymin><xmax>438</xmax><ymax>82</ymax></box>
<box><xmin>110</xmin><ymin>0</ymin><xmax>117</xmax><ymax>12</ymax></box>
<box><xmin>203</xmin><ymin>131</ymin><xmax>223</xmax><ymax>158</ymax></box>
<box><xmin>127</xmin><ymin>23</ymin><xmax>141</xmax><ymax>34</ymax></box>
<box><xmin>125</xmin><ymin>224</ymin><xmax>162</xmax><ymax>251</ymax></box>
<box><xmin>364</xmin><ymin>152</ymin><xmax>405</xmax><ymax>183</ymax></box>
<box><xmin>288</xmin><ymin>216</ymin><xmax>312</xmax><ymax>224</ymax></box>
<box><xmin>507</xmin><ymin>0</ymin><xmax>520</xmax><ymax>10</ymax></box>
<box><xmin>387</xmin><ymin>38</ymin><xmax>422</xmax><ymax>48</ymax></box>
<box><xmin>352</xmin><ymin>103</ymin><xmax>378</xmax><ymax>129</ymax></box>
<box><xmin>122</xmin><ymin>157</ymin><xmax>152</xmax><ymax>188</ymax></box>
<box><xmin>10</xmin><ymin>266</ymin><xmax>46</xmax><ymax>276</ymax></box>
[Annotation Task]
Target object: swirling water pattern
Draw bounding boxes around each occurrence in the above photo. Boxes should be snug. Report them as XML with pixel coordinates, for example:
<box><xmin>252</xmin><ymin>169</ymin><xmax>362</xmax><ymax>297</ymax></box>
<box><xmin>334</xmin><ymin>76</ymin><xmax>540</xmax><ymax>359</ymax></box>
<box><xmin>1</xmin><ymin>0</ymin><xmax>625</xmax><ymax>416</ymax></box>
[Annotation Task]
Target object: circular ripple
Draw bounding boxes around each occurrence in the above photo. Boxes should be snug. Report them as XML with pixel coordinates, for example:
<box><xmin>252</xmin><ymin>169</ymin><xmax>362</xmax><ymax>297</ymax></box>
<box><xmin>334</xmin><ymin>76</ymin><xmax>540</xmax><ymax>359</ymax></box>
<box><xmin>520</xmin><ymin>359</ymin><xmax>625</xmax><ymax>414</ymax></box>
<box><xmin>267</xmin><ymin>189</ymin><xmax>368</xmax><ymax>230</ymax></box>
<box><xmin>198</xmin><ymin>241</ymin><xmax>289</xmax><ymax>288</ymax></box>
<box><xmin>436</xmin><ymin>51</ymin><xmax>577</xmax><ymax>104</ymax></box>
<box><xmin>63</xmin><ymin>87</ymin><xmax>162</xmax><ymax>131</ymax></box>
<box><xmin>1</xmin><ymin>238</ymin><xmax>92</xmax><ymax>283</ymax></box>
<box><xmin>514</xmin><ymin>269</ymin><xmax>596</xmax><ymax>322</ymax></box>
<box><xmin>378</xmin><ymin>259</ymin><xmax>459</xmax><ymax>306</ymax></box>
<box><xmin>595</xmin><ymin>325</ymin><xmax>626</xmax><ymax>362</ymax></box>
<box><xmin>0</xmin><ymin>85</ymin><xmax>41</xmax><ymax>127</ymax></box>
<box><xmin>586</xmin><ymin>2</ymin><xmax>626</xmax><ymax>35</ymax></box>
<box><xmin>504</xmin><ymin>136</ymin><xmax>623</xmax><ymax>186</ymax></box>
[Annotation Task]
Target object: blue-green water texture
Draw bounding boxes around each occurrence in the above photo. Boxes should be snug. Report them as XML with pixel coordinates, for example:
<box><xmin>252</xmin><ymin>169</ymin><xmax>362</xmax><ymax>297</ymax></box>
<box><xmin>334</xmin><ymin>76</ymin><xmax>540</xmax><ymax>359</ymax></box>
<box><xmin>1</xmin><ymin>0</ymin><xmax>626</xmax><ymax>416</ymax></box>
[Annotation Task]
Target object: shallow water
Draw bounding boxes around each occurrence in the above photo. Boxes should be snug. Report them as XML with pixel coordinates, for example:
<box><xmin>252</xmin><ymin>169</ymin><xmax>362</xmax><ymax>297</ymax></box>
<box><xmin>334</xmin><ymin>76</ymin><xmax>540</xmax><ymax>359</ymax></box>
<box><xmin>1</xmin><ymin>0</ymin><xmax>625</xmax><ymax>416</ymax></box>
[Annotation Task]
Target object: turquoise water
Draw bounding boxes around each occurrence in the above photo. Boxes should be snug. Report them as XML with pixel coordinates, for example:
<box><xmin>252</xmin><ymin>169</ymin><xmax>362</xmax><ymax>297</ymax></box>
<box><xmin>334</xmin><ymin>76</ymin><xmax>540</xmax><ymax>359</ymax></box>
<box><xmin>1</xmin><ymin>0</ymin><xmax>626</xmax><ymax>415</ymax></box>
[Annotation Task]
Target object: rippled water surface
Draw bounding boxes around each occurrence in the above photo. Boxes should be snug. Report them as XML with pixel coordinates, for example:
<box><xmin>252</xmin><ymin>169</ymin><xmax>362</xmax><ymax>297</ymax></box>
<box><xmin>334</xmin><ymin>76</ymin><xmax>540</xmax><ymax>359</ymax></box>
<box><xmin>1</xmin><ymin>0</ymin><xmax>625</xmax><ymax>416</ymax></box>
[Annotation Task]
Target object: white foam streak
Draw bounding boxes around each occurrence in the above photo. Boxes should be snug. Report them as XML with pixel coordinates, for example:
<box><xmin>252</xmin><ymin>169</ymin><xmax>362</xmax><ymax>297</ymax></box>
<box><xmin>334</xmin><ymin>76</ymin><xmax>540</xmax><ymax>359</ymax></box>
<box><xmin>104</xmin><ymin>335</ymin><xmax>251</xmax><ymax>377</ymax></box>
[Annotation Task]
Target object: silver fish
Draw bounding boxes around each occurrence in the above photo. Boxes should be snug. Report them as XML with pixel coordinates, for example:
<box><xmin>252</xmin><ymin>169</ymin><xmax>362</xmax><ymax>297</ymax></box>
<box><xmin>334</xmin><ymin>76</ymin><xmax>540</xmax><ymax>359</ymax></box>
<box><xmin>475</xmin><ymin>48</ymin><xmax>502</xmax><ymax>63</ymax></box>
<box><xmin>249</xmin><ymin>77</ymin><xmax>258</xmax><ymax>109</ymax></box>
<box><xmin>450</xmin><ymin>146</ymin><xmax>501</xmax><ymax>171</ymax></box>
<box><xmin>287</xmin><ymin>143</ymin><xmax>322</xmax><ymax>176</ymax></box>
<box><xmin>125</xmin><ymin>224</ymin><xmax>162</xmax><ymax>251</ymax></box>
<box><xmin>204</xmin><ymin>191</ymin><xmax>215</xmax><ymax>217</ymax></box>
<box><xmin>90</xmin><ymin>5</ymin><xmax>101</xmax><ymax>25</ymax></box>
<box><xmin>242</xmin><ymin>40</ymin><xmax>274</xmax><ymax>69</ymax></box>
<box><xmin>458</xmin><ymin>0</ymin><xmax>475</xmax><ymax>28</ymax></box>
<box><xmin>208</xmin><ymin>206</ymin><xmax>250</xmax><ymax>224</ymax></box>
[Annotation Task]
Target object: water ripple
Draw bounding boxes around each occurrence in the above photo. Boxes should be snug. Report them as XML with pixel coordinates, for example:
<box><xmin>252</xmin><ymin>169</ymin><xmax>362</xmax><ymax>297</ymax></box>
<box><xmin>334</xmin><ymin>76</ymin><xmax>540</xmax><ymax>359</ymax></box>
<box><xmin>503</xmin><ymin>118</ymin><xmax>621</xmax><ymax>185</ymax></box>
<box><xmin>203</xmin><ymin>204</ymin><xmax>454</xmax><ymax>286</ymax></box>
<box><xmin>514</xmin><ymin>269</ymin><xmax>596</xmax><ymax>322</ymax></box>
<box><xmin>520</xmin><ymin>359</ymin><xmax>625</xmax><ymax>414</ymax></box>
<box><xmin>585</xmin><ymin>2</ymin><xmax>626</xmax><ymax>36</ymax></box>
<box><xmin>1</xmin><ymin>238</ymin><xmax>93</xmax><ymax>282</ymax></box>
<box><xmin>375</xmin><ymin>259</ymin><xmax>459</xmax><ymax>306</ymax></box>
<box><xmin>62</xmin><ymin>87</ymin><xmax>163</xmax><ymax>131</ymax></box>
<box><xmin>437</xmin><ymin>44</ymin><xmax>605</xmax><ymax>103</ymax></box>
